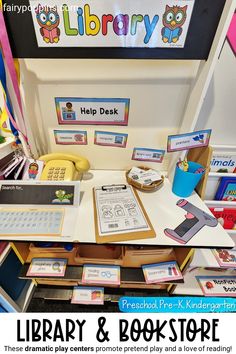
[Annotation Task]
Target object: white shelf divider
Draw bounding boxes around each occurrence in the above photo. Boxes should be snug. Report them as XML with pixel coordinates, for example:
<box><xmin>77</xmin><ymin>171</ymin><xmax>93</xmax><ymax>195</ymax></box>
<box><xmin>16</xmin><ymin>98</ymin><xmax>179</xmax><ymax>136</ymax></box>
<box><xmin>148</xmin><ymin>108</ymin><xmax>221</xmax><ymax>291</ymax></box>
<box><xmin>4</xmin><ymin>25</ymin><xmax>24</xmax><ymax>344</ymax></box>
<box><xmin>209</xmin><ymin>172</ymin><xmax>236</xmax><ymax>178</ymax></box>
<box><xmin>205</xmin><ymin>200</ymin><xmax>236</xmax><ymax>207</ymax></box>
<box><xmin>16</xmin><ymin>281</ymin><xmax>35</xmax><ymax>312</ymax></box>
<box><xmin>0</xmin><ymin>244</ymin><xmax>11</xmax><ymax>267</ymax></box>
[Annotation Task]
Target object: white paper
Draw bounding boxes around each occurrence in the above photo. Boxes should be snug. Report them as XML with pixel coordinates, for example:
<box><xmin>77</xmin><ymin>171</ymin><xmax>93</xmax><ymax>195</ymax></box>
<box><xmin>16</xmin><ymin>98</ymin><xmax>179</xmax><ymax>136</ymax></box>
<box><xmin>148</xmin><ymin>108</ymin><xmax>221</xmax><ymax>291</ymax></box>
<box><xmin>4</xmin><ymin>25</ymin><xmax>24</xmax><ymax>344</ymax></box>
<box><xmin>95</xmin><ymin>185</ymin><xmax>150</xmax><ymax>236</ymax></box>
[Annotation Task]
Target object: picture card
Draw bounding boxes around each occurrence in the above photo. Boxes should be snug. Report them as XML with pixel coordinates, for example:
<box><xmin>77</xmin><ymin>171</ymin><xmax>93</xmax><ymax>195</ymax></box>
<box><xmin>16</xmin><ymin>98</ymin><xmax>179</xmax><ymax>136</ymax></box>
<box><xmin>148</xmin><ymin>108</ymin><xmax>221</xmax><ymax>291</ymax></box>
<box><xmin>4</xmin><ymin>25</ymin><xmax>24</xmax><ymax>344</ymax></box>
<box><xmin>167</xmin><ymin>129</ymin><xmax>212</xmax><ymax>152</ymax></box>
<box><xmin>71</xmin><ymin>286</ymin><xmax>104</xmax><ymax>305</ymax></box>
<box><xmin>142</xmin><ymin>261</ymin><xmax>183</xmax><ymax>284</ymax></box>
<box><xmin>212</xmin><ymin>249</ymin><xmax>236</xmax><ymax>268</ymax></box>
<box><xmin>22</xmin><ymin>159</ymin><xmax>44</xmax><ymax>180</ymax></box>
<box><xmin>82</xmin><ymin>264</ymin><xmax>120</xmax><ymax>285</ymax></box>
<box><xmin>55</xmin><ymin>97</ymin><xmax>129</xmax><ymax>125</ymax></box>
<box><xmin>94</xmin><ymin>131</ymin><xmax>128</xmax><ymax>148</ymax></box>
<box><xmin>27</xmin><ymin>258</ymin><xmax>67</xmax><ymax>277</ymax></box>
<box><xmin>196</xmin><ymin>276</ymin><xmax>236</xmax><ymax>297</ymax></box>
<box><xmin>132</xmin><ymin>148</ymin><xmax>165</xmax><ymax>163</ymax></box>
<box><xmin>54</xmin><ymin>130</ymin><xmax>87</xmax><ymax>145</ymax></box>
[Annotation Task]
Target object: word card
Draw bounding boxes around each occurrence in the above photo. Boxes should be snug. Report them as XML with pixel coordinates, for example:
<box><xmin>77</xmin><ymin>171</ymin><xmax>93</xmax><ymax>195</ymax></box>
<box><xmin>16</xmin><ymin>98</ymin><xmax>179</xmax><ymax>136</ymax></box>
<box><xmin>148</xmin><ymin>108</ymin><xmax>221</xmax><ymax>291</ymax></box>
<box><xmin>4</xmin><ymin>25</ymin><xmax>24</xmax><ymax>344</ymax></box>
<box><xmin>71</xmin><ymin>286</ymin><xmax>104</xmax><ymax>305</ymax></box>
<box><xmin>142</xmin><ymin>261</ymin><xmax>183</xmax><ymax>284</ymax></box>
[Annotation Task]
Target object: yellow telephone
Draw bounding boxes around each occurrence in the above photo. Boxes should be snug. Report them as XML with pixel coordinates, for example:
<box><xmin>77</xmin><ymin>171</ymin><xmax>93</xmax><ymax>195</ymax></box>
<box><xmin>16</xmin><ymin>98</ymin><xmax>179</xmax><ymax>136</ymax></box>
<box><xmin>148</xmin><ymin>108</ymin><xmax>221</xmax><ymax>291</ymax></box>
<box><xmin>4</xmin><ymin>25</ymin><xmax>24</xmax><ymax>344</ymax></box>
<box><xmin>39</xmin><ymin>153</ymin><xmax>90</xmax><ymax>181</ymax></box>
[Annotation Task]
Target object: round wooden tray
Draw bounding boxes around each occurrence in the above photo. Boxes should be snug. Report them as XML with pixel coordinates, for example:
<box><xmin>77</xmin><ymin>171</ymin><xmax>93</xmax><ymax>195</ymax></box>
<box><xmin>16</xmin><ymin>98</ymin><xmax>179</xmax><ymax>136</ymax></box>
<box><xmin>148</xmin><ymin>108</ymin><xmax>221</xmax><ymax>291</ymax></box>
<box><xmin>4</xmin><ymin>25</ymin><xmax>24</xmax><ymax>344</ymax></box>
<box><xmin>126</xmin><ymin>166</ymin><xmax>164</xmax><ymax>192</ymax></box>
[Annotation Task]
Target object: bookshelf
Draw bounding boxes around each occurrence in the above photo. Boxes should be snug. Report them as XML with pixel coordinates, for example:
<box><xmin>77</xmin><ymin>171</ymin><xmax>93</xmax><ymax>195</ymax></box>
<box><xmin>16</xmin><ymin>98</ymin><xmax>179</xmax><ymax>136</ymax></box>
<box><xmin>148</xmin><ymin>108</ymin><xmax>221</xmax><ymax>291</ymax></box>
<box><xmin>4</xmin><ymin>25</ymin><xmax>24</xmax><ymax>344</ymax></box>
<box><xmin>0</xmin><ymin>242</ymin><xmax>35</xmax><ymax>312</ymax></box>
<box><xmin>1</xmin><ymin>1</ymin><xmax>236</xmax><ymax>305</ymax></box>
<box><xmin>173</xmin><ymin>144</ymin><xmax>236</xmax><ymax>296</ymax></box>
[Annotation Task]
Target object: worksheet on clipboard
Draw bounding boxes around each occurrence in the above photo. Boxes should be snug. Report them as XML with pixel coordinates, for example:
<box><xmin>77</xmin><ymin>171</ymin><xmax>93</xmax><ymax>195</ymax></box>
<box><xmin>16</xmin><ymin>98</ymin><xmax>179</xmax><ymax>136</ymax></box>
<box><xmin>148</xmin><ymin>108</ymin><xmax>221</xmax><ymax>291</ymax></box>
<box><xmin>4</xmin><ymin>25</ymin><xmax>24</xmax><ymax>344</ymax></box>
<box><xmin>94</xmin><ymin>185</ymin><xmax>151</xmax><ymax>236</ymax></box>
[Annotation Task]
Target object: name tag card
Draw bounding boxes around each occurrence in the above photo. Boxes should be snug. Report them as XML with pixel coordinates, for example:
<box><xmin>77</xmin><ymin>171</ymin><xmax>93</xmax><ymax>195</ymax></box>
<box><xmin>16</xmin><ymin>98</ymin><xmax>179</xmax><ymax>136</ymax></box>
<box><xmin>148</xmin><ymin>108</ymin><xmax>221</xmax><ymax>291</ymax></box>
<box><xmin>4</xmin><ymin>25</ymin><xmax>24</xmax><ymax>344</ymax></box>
<box><xmin>142</xmin><ymin>261</ymin><xmax>183</xmax><ymax>284</ymax></box>
<box><xmin>132</xmin><ymin>148</ymin><xmax>165</xmax><ymax>163</ymax></box>
<box><xmin>196</xmin><ymin>276</ymin><xmax>236</xmax><ymax>297</ymax></box>
<box><xmin>54</xmin><ymin>130</ymin><xmax>88</xmax><ymax>145</ymax></box>
<box><xmin>94</xmin><ymin>131</ymin><xmax>128</xmax><ymax>148</ymax></box>
<box><xmin>82</xmin><ymin>265</ymin><xmax>120</xmax><ymax>285</ymax></box>
<box><xmin>167</xmin><ymin>129</ymin><xmax>212</xmax><ymax>152</ymax></box>
<box><xmin>27</xmin><ymin>258</ymin><xmax>67</xmax><ymax>277</ymax></box>
<box><xmin>71</xmin><ymin>286</ymin><xmax>104</xmax><ymax>305</ymax></box>
<box><xmin>55</xmin><ymin>97</ymin><xmax>129</xmax><ymax>125</ymax></box>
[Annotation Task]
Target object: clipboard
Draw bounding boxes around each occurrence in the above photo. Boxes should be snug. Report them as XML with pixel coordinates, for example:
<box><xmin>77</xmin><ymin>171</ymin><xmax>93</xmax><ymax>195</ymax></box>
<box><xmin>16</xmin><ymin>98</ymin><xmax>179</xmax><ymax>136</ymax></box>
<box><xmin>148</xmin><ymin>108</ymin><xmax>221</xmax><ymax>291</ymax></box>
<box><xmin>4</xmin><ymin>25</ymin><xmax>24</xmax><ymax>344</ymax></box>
<box><xmin>93</xmin><ymin>184</ymin><xmax>156</xmax><ymax>243</ymax></box>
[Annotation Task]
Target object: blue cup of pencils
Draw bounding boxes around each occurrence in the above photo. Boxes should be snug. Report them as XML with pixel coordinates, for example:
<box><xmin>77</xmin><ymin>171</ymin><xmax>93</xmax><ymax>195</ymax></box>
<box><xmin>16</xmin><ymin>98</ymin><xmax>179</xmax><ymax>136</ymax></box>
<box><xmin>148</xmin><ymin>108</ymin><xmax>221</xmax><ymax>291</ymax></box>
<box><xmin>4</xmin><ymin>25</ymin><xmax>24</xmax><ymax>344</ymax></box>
<box><xmin>172</xmin><ymin>160</ymin><xmax>205</xmax><ymax>197</ymax></box>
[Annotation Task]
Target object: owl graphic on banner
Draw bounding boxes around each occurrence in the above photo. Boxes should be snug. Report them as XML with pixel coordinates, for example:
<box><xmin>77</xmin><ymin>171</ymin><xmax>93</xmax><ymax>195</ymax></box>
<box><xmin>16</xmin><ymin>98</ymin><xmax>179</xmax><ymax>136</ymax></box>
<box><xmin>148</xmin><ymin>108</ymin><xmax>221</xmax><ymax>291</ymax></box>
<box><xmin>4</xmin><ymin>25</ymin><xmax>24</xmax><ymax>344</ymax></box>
<box><xmin>35</xmin><ymin>4</ymin><xmax>61</xmax><ymax>43</ymax></box>
<box><xmin>162</xmin><ymin>5</ymin><xmax>188</xmax><ymax>44</ymax></box>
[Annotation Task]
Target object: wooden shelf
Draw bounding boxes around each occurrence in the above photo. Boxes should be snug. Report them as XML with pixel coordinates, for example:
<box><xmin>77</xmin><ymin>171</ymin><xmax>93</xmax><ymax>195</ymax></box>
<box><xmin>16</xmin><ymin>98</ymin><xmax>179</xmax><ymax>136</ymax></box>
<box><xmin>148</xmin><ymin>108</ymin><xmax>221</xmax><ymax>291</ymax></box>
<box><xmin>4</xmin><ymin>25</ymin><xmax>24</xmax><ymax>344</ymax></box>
<box><xmin>19</xmin><ymin>264</ymin><xmax>182</xmax><ymax>289</ymax></box>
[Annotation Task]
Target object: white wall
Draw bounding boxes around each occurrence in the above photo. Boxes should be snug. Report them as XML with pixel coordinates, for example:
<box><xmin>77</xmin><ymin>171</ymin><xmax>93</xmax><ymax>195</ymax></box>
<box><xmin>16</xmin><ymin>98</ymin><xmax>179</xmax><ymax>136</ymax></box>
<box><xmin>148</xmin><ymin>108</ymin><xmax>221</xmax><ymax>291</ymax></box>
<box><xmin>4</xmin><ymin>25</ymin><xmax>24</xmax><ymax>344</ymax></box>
<box><xmin>196</xmin><ymin>40</ymin><xmax>236</xmax><ymax>146</ymax></box>
<box><xmin>20</xmin><ymin>58</ymin><xmax>199</xmax><ymax>170</ymax></box>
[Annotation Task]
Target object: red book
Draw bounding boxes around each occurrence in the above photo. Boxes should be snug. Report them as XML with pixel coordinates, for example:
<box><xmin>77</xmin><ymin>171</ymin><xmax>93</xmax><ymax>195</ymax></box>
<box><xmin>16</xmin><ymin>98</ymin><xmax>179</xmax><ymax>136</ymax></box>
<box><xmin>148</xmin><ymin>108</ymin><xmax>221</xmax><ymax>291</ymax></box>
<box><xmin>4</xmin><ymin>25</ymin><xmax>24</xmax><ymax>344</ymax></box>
<box><xmin>209</xmin><ymin>207</ymin><xmax>236</xmax><ymax>229</ymax></box>
<box><xmin>0</xmin><ymin>242</ymin><xmax>8</xmax><ymax>255</ymax></box>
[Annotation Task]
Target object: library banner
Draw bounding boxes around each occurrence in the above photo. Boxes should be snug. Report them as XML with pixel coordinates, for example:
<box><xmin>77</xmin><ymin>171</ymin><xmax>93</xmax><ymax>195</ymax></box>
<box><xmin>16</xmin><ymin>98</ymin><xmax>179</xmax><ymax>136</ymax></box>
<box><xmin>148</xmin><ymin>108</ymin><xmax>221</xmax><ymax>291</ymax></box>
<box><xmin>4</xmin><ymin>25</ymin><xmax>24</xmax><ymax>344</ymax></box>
<box><xmin>0</xmin><ymin>313</ymin><xmax>234</xmax><ymax>353</ymax></box>
<box><xmin>29</xmin><ymin>0</ymin><xmax>195</xmax><ymax>48</ymax></box>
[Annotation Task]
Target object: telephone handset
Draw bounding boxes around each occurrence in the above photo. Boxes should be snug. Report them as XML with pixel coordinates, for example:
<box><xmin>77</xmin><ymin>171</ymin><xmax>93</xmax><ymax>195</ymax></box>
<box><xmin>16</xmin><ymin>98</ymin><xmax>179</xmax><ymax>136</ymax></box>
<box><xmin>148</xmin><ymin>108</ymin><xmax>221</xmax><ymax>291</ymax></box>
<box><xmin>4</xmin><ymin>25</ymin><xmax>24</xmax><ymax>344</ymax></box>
<box><xmin>39</xmin><ymin>153</ymin><xmax>90</xmax><ymax>181</ymax></box>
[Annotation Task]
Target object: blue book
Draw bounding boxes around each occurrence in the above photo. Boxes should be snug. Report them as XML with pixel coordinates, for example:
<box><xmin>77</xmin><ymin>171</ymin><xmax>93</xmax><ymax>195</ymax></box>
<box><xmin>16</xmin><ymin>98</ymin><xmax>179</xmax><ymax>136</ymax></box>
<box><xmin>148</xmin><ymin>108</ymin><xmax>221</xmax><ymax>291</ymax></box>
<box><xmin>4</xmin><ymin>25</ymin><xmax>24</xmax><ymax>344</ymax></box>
<box><xmin>215</xmin><ymin>177</ymin><xmax>236</xmax><ymax>201</ymax></box>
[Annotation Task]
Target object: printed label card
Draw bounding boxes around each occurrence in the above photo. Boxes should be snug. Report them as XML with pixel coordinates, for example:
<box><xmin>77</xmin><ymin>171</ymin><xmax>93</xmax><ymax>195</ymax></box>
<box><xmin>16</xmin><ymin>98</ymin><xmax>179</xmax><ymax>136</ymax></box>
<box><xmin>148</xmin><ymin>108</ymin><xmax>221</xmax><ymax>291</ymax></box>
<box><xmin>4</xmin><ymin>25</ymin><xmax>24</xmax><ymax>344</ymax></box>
<box><xmin>132</xmin><ymin>148</ymin><xmax>165</xmax><ymax>163</ymax></box>
<box><xmin>54</xmin><ymin>130</ymin><xmax>87</xmax><ymax>145</ymax></box>
<box><xmin>82</xmin><ymin>264</ymin><xmax>120</xmax><ymax>285</ymax></box>
<box><xmin>22</xmin><ymin>159</ymin><xmax>45</xmax><ymax>180</ymax></box>
<box><xmin>30</xmin><ymin>1</ymin><xmax>195</xmax><ymax>49</ymax></box>
<box><xmin>27</xmin><ymin>258</ymin><xmax>67</xmax><ymax>277</ymax></box>
<box><xmin>167</xmin><ymin>129</ymin><xmax>212</xmax><ymax>152</ymax></box>
<box><xmin>196</xmin><ymin>276</ymin><xmax>236</xmax><ymax>297</ymax></box>
<box><xmin>212</xmin><ymin>249</ymin><xmax>236</xmax><ymax>268</ymax></box>
<box><xmin>210</xmin><ymin>153</ymin><xmax>236</xmax><ymax>173</ymax></box>
<box><xmin>142</xmin><ymin>261</ymin><xmax>183</xmax><ymax>284</ymax></box>
<box><xmin>94</xmin><ymin>131</ymin><xmax>128</xmax><ymax>148</ymax></box>
<box><xmin>55</xmin><ymin>97</ymin><xmax>129</xmax><ymax>125</ymax></box>
<box><xmin>71</xmin><ymin>286</ymin><xmax>104</xmax><ymax>305</ymax></box>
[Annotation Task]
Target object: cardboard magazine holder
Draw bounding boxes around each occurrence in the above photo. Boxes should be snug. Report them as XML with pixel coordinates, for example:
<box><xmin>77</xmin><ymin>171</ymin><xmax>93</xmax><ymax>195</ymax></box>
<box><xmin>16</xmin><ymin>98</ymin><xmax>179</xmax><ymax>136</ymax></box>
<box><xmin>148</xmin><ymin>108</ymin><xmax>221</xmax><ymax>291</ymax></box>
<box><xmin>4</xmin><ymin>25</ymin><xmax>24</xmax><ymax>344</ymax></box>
<box><xmin>74</xmin><ymin>244</ymin><xmax>124</xmax><ymax>266</ymax></box>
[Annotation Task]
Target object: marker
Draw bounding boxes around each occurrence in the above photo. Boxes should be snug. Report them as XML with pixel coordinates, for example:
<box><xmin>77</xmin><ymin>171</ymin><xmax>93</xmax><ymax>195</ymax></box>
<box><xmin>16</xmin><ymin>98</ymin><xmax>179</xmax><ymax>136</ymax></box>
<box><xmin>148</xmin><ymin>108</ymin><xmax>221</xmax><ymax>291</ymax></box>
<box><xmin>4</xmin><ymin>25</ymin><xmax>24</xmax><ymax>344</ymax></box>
<box><xmin>172</xmin><ymin>267</ymin><xmax>178</xmax><ymax>276</ymax></box>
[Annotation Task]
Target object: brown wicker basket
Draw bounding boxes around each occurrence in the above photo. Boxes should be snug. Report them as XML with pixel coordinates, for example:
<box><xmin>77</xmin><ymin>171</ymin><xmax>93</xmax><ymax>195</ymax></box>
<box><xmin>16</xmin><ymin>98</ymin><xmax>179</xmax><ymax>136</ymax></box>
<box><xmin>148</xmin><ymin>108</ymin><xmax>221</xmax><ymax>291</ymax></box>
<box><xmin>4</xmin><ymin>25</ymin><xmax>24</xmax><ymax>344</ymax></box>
<box><xmin>126</xmin><ymin>166</ymin><xmax>164</xmax><ymax>192</ymax></box>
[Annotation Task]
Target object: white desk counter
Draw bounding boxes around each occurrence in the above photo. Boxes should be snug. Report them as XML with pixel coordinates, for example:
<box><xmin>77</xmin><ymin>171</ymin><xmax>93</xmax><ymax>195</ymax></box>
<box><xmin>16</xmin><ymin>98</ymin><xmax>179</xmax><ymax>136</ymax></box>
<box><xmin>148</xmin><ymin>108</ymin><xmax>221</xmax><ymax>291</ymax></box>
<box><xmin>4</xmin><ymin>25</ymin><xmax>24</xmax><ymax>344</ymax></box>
<box><xmin>0</xmin><ymin>170</ymin><xmax>234</xmax><ymax>248</ymax></box>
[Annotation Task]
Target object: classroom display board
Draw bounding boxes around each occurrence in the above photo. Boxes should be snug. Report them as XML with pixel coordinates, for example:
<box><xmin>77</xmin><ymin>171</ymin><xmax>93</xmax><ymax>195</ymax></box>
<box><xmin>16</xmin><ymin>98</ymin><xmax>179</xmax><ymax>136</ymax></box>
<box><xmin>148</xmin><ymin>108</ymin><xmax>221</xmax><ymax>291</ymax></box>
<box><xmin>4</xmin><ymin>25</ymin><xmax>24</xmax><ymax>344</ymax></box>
<box><xmin>3</xmin><ymin>0</ymin><xmax>226</xmax><ymax>59</ymax></box>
